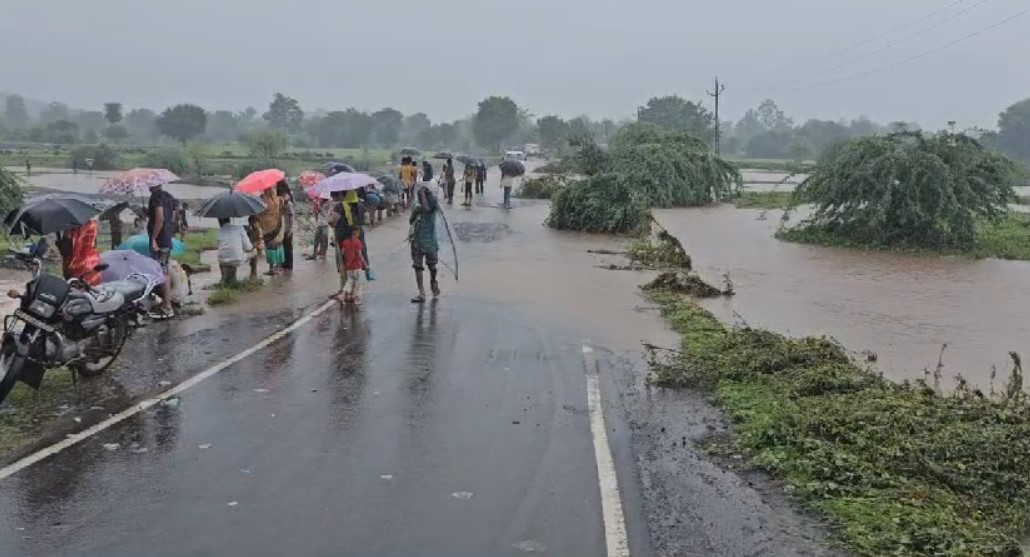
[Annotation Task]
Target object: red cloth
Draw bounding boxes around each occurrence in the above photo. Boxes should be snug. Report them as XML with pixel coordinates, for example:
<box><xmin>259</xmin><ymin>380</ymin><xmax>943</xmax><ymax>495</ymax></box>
<box><xmin>340</xmin><ymin>238</ymin><xmax>365</xmax><ymax>271</ymax></box>
<box><xmin>65</xmin><ymin>220</ymin><xmax>102</xmax><ymax>286</ymax></box>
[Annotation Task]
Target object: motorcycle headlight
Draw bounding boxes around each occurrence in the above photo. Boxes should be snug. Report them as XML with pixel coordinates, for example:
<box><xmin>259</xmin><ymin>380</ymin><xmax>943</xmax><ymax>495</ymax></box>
<box><xmin>27</xmin><ymin>299</ymin><xmax>57</xmax><ymax>319</ymax></box>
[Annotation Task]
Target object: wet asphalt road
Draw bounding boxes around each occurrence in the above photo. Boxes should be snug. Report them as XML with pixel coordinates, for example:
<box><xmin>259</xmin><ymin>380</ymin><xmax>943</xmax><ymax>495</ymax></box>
<box><xmin>0</xmin><ymin>168</ymin><xmax>842</xmax><ymax>556</ymax></box>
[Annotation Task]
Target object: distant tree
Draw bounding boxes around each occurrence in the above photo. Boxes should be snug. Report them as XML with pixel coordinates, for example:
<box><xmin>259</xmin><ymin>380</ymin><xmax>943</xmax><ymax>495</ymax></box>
<box><xmin>418</xmin><ymin>122</ymin><xmax>459</xmax><ymax>149</ymax></box>
<box><xmin>3</xmin><ymin>95</ymin><xmax>31</xmax><ymax>129</ymax></box>
<box><xmin>848</xmin><ymin>116</ymin><xmax>881</xmax><ymax>137</ymax></box>
<box><xmin>124</xmin><ymin>108</ymin><xmax>158</xmax><ymax>140</ymax></box>
<box><xmin>370</xmin><ymin>108</ymin><xmax>404</xmax><ymax>147</ymax></box>
<box><xmin>733</xmin><ymin>109</ymin><xmax>764</xmax><ymax>151</ymax></box>
<box><xmin>746</xmin><ymin>131</ymin><xmax>796</xmax><ymax>159</ymax></box>
<box><xmin>536</xmin><ymin>115</ymin><xmax>570</xmax><ymax>152</ymax></box>
<box><xmin>312</xmin><ymin>109</ymin><xmax>372</xmax><ymax>148</ymax></box>
<box><xmin>263</xmin><ymin>93</ymin><xmax>304</xmax><ymax>134</ymax></box>
<box><xmin>103</xmin><ymin>102</ymin><xmax>123</xmax><ymax>125</ymax></box>
<box><xmin>401</xmin><ymin>113</ymin><xmax>431</xmax><ymax>145</ymax></box>
<box><xmin>43</xmin><ymin>120</ymin><xmax>79</xmax><ymax>144</ymax></box>
<box><xmin>102</xmin><ymin>124</ymin><xmax>128</xmax><ymax>143</ymax></box>
<box><xmin>83</xmin><ymin>130</ymin><xmax>100</xmax><ymax>143</ymax></box>
<box><xmin>39</xmin><ymin>102</ymin><xmax>70</xmax><ymax>125</ymax></box>
<box><xmin>207</xmin><ymin>110</ymin><xmax>242</xmax><ymax>143</ymax></box>
<box><xmin>636</xmin><ymin>95</ymin><xmax>713</xmax><ymax>139</ymax></box>
<box><xmin>568</xmin><ymin>117</ymin><xmax>592</xmax><ymax>141</ymax></box>
<box><xmin>756</xmin><ymin>99</ymin><xmax>793</xmax><ymax>133</ymax></box>
<box><xmin>244</xmin><ymin>130</ymin><xmax>288</xmax><ymax>159</ymax></box>
<box><xmin>156</xmin><ymin>104</ymin><xmax>208</xmax><ymax>145</ymax></box>
<box><xmin>996</xmin><ymin>97</ymin><xmax>1030</xmax><ymax>162</ymax></box>
<box><xmin>798</xmin><ymin>119</ymin><xmax>852</xmax><ymax>158</ymax></box>
<box><xmin>473</xmin><ymin>96</ymin><xmax>520</xmax><ymax>152</ymax></box>
<box><xmin>886</xmin><ymin>121</ymin><xmax>920</xmax><ymax>134</ymax></box>
<box><xmin>75</xmin><ymin>111</ymin><xmax>107</xmax><ymax>135</ymax></box>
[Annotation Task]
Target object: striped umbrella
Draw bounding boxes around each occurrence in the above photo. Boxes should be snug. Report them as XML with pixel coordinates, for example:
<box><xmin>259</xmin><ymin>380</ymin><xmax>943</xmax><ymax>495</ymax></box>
<box><xmin>100</xmin><ymin>168</ymin><xmax>180</xmax><ymax>196</ymax></box>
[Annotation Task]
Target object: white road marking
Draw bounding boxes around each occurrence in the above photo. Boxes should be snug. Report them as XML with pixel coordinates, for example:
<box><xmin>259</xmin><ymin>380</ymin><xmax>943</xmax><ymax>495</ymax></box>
<box><xmin>583</xmin><ymin>343</ymin><xmax>630</xmax><ymax>557</ymax></box>
<box><xmin>0</xmin><ymin>299</ymin><xmax>337</xmax><ymax>482</ymax></box>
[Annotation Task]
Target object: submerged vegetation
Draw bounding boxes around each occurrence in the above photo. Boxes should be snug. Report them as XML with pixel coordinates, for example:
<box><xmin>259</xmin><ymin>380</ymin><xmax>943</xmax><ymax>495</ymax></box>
<box><xmin>546</xmin><ymin>123</ymin><xmax>742</xmax><ymax>234</ymax></box>
<box><xmin>784</xmin><ymin>132</ymin><xmax>1025</xmax><ymax>251</ymax></box>
<box><xmin>648</xmin><ymin>287</ymin><xmax>1030</xmax><ymax>557</ymax></box>
<box><xmin>516</xmin><ymin>174</ymin><xmax>567</xmax><ymax>199</ymax></box>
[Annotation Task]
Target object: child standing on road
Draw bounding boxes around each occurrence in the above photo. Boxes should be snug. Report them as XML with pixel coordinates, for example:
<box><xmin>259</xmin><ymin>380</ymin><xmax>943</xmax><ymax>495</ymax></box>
<box><xmin>338</xmin><ymin>228</ymin><xmax>367</xmax><ymax>305</ymax></box>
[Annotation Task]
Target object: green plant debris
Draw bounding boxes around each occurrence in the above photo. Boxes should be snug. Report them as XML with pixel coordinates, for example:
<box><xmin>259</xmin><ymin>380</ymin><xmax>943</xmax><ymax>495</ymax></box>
<box><xmin>779</xmin><ymin>211</ymin><xmax>1030</xmax><ymax>261</ymax></box>
<box><xmin>642</xmin><ymin>271</ymin><xmax>726</xmax><ymax>298</ymax></box>
<box><xmin>627</xmin><ymin>230</ymin><xmax>692</xmax><ymax>269</ymax></box>
<box><xmin>516</xmin><ymin>175</ymin><xmax>567</xmax><ymax>199</ymax></box>
<box><xmin>207</xmin><ymin>277</ymin><xmax>263</xmax><ymax>307</ymax></box>
<box><xmin>733</xmin><ymin>190</ymin><xmax>796</xmax><ymax>209</ymax></box>
<box><xmin>646</xmin><ymin>289</ymin><xmax>1030</xmax><ymax>556</ymax></box>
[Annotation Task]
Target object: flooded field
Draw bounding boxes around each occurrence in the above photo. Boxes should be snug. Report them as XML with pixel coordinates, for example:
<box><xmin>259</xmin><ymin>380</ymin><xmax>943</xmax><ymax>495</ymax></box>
<box><xmin>656</xmin><ymin>204</ymin><xmax>1030</xmax><ymax>388</ymax></box>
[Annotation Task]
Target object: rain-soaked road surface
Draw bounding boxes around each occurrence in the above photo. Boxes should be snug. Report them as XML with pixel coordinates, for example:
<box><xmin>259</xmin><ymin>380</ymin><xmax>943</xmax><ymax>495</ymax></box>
<box><xmin>0</xmin><ymin>167</ymin><xmax>840</xmax><ymax>556</ymax></box>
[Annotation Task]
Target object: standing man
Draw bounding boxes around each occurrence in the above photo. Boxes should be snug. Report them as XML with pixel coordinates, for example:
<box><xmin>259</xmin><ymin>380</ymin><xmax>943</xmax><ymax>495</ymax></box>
<box><xmin>147</xmin><ymin>182</ymin><xmax>177</xmax><ymax>319</ymax></box>
<box><xmin>475</xmin><ymin>162</ymin><xmax>486</xmax><ymax>195</ymax></box>
<box><xmin>442</xmin><ymin>158</ymin><xmax>456</xmax><ymax>205</ymax></box>
<box><xmin>408</xmin><ymin>183</ymin><xmax>440</xmax><ymax>303</ymax></box>
<box><xmin>278</xmin><ymin>183</ymin><xmax>295</xmax><ymax>270</ymax></box>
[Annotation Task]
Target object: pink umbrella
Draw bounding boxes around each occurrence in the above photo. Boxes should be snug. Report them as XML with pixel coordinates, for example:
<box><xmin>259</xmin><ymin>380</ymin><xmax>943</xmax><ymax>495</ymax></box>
<box><xmin>100</xmin><ymin>168</ymin><xmax>180</xmax><ymax>196</ymax></box>
<box><xmin>236</xmin><ymin>169</ymin><xmax>285</xmax><ymax>194</ymax></box>
<box><xmin>311</xmin><ymin>172</ymin><xmax>377</xmax><ymax>200</ymax></box>
<box><xmin>298</xmin><ymin>171</ymin><xmax>325</xmax><ymax>189</ymax></box>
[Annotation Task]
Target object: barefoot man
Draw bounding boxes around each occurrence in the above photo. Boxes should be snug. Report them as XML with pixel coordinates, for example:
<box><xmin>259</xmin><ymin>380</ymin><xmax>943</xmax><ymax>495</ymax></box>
<box><xmin>409</xmin><ymin>183</ymin><xmax>440</xmax><ymax>303</ymax></box>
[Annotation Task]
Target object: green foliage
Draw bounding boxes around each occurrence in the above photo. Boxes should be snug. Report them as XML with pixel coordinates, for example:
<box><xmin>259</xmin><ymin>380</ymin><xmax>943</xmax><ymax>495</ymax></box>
<box><xmin>636</xmin><ymin>95</ymin><xmax>714</xmax><ymax>139</ymax></box>
<box><xmin>516</xmin><ymin>175</ymin><xmax>566</xmax><ymax>199</ymax></box>
<box><xmin>244</xmin><ymin>130</ymin><xmax>288</xmax><ymax>159</ymax></box>
<box><xmin>792</xmin><ymin>131</ymin><xmax>1025</xmax><ymax>249</ymax></box>
<box><xmin>648</xmin><ymin>292</ymin><xmax>1030</xmax><ymax>556</ymax></box>
<box><xmin>156</xmin><ymin>104</ymin><xmax>208</xmax><ymax>145</ymax></box>
<box><xmin>142</xmin><ymin>147</ymin><xmax>190</xmax><ymax>176</ymax></box>
<box><xmin>733</xmin><ymin>190</ymin><xmax>796</xmax><ymax>209</ymax></box>
<box><xmin>473</xmin><ymin>96</ymin><xmax>520</xmax><ymax>152</ymax></box>
<box><xmin>102</xmin><ymin>124</ymin><xmax>128</xmax><ymax>143</ymax></box>
<box><xmin>262</xmin><ymin>93</ymin><xmax>304</xmax><ymax>134</ymax></box>
<box><xmin>370</xmin><ymin>108</ymin><xmax>403</xmax><ymax>147</ymax></box>
<box><xmin>69</xmin><ymin>144</ymin><xmax>119</xmax><ymax>170</ymax></box>
<box><xmin>233</xmin><ymin>159</ymin><xmax>278</xmax><ymax>180</ymax></box>
<box><xmin>536</xmin><ymin>115</ymin><xmax>570</xmax><ymax>152</ymax></box>
<box><xmin>0</xmin><ymin>166</ymin><xmax>24</xmax><ymax>218</ymax></box>
<box><xmin>207</xmin><ymin>277</ymin><xmax>263</xmax><ymax>306</ymax></box>
<box><xmin>996</xmin><ymin>97</ymin><xmax>1030</xmax><ymax>163</ymax></box>
<box><xmin>545</xmin><ymin>174</ymin><xmax>650</xmax><ymax>234</ymax></box>
<box><xmin>103</xmin><ymin>102</ymin><xmax>123</xmax><ymax>125</ymax></box>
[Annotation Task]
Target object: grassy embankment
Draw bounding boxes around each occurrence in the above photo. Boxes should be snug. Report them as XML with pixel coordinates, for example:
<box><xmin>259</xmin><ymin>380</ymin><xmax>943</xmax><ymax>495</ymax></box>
<box><xmin>206</xmin><ymin>277</ymin><xmax>263</xmax><ymax>307</ymax></box>
<box><xmin>647</xmin><ymin>287</ymin><xmax>1030</xmax><ymax>556</ymax></box>
<box><xmin>0</xmin><ymin>371</ymin><xmax>77</xmax><ymax>457</ymax></box>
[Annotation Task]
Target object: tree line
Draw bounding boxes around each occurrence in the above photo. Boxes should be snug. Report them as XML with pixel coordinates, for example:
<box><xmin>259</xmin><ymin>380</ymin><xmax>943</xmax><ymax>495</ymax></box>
<box><xmin>1</xmin><ymin>91</ymin><xmax>1027</xmax><ymax>163</ymax></box>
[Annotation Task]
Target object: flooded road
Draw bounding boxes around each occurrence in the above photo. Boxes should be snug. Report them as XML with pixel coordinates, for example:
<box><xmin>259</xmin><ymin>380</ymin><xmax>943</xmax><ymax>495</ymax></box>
<box><xmin>656</xmin><ymin>204</ymin><xmax>1030</xmax><ymax>388</ymax></box>
<box><xmin>0</xmin><ymin>166</ymin><xmax>839</xmax><ymax>557</ymax></box>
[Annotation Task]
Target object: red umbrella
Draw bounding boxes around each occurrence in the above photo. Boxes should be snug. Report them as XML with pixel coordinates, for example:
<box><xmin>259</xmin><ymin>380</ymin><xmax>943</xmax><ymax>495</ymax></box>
<box><xmin>235</xmin><ymin>169</ymin><xmax>285</xmax><ymax>194</ymax></box>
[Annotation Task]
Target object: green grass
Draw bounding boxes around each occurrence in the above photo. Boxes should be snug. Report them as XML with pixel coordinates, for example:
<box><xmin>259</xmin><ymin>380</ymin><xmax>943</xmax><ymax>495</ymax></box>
<box><xmin>0</xmin><ymin>370</ymin><xmax>77</xmax><ymax>457</ymax></box>
<box><xmin>647</xmin><ymin>290</ymin><xmax>1030</xmax><ymax>556</ymax></box>
<box><xmin>777</xmin><ymin>211</ymin><xmax>1030</xmax><ymax>261</ymax></box>
<box><xmin>732</xmin><ymin>190</ymin><xmax>796</xmax><ymax>209</ymax></box>
<box><xmin>206</xmin><ymin>276</ymin><xmax>264</xmax><ymax>306</ymax></box>
<box><xmin>176</xmin><ymin>229</ymin><xmax>218</xmax><ymax>267</ymax></box>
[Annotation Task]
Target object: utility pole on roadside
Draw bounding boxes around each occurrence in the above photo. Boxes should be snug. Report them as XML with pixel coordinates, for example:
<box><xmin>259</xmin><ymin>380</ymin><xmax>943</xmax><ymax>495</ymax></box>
<box><xmin>706</xmin><ymin>77</ymin><xmax>726</xmax><ymax>155</ymax></box>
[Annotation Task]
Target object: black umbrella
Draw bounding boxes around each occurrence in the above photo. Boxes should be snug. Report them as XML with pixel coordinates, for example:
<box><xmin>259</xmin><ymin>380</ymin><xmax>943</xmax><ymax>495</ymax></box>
<box><xmin>322</xmin><ymin>162</ymin><xmax>356</xmax><ymax>176</ymax></box>
<box><xmin>456</xmin><ymin>154</ymin><xmax>477</xmax><ymax>165</ymax></box>
<box><xmin>195</xmin><ymin>190</ymin><xmax>267</xmax><ymax>219</ymax></box>
<box><xmin>397</xmin><ymin>147</ymin><xmax>421</xmax><ymax>157</ymax></box>
<box><xmin>376</xmin><ymin>175</ymin><xmax>405</xmax><ymax>194</ymax></box>
<box><xmin>476</xmin><ymin>159</ymin><xmax>487</xmax><ymax>168</ymax></box>
<box><xmin>433</xmin><ymin>151</ymin><xmax>455</xmax><ymax>160</ymax></box>
<box><xmin>499</xmin><ymin>160</ymin><xmax>526</xmax><ymax>177</ymax></box>
<box><xmin>4</xmin><ymin>194</ymin><xmax>102</xmax><ymax>235</ymax></box>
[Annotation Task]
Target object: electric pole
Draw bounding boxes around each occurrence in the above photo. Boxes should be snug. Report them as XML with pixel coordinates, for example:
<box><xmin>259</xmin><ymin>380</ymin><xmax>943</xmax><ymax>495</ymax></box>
<box><xmin>706</xmin><ymin>77</ymin><xmax>726</xmax><ymax>154</ymax></box>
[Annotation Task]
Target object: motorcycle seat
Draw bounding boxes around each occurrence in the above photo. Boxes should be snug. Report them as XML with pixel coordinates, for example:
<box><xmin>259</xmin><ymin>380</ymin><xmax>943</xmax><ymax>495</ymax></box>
<box><xmin>100</xmin><ymin>279</ymin><xmax>146</xmax><ymax>302</ymax></box>
<box><xmin>87</xmin><ymin>289</ymin><xmax>125</xmax><ymax>314</ymax></box>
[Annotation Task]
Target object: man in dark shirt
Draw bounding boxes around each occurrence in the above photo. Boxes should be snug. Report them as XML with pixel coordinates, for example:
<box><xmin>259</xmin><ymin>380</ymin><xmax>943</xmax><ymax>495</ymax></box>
<box><xmin>147</xmin><ymin>183</ymin><xmax>177</xmax><ymax>318</ymax></box>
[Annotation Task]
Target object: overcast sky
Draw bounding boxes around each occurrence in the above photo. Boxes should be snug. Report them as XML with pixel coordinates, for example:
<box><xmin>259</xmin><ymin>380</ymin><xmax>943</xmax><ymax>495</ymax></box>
<box><xmin>1</xmin><ymin>0</ymin><xmax>1027</xmax><ymax>129</ymax></box>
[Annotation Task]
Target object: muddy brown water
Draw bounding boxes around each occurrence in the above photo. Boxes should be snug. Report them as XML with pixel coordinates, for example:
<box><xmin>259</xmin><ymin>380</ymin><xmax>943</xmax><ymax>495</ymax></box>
<box><xmin>655</xmin><ymin>205</ymin><xmax>1030</xmax><ymax>388</ymax></box>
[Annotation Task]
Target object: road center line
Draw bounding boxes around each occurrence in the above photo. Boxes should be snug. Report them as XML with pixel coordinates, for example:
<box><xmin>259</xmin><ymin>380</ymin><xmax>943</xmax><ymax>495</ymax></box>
<box><xmin>583</xmin><ymin>343</ymin><xmax>631</xmax><ymax>557</ymax></box>
<box><xmin>0</xmin><ymin>299</ymin><xmax>337</xmax><ymax>482</ymax></box>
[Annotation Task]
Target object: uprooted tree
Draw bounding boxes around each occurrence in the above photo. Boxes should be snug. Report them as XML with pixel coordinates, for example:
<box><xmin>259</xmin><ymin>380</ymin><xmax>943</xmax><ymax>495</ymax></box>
<box><xmin>546</xmin><ymin>122</ymin><xmax>742</xmax><ymax>233</ymax></box>
<box><xmin>788</xmin><ymin>131</ymin><xmax>1025</xmax><ymax>249</ymax></box>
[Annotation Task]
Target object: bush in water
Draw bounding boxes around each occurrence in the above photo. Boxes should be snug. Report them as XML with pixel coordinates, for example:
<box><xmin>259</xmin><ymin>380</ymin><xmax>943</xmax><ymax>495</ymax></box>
<box><xmin>545</xmin><ymin>174</ymin><xmax>650</xmax><ymax>234</ymax></box>
<box><xmin>69</xmin><ymin>144</ymin><xmax>119</xmax><ymax>171</ymax></box>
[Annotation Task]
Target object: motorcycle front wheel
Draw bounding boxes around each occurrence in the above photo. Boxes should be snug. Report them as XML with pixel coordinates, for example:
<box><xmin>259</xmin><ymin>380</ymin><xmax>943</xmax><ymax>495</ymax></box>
<box><xmin>71</xmin><ymin>316</ymin><xmax>129</xmax><ymax>378</ymax></box>
<box><xmin>0</xmin><ymin>341</ymin><xmax>21</xmax><ymax>405</ymax></box>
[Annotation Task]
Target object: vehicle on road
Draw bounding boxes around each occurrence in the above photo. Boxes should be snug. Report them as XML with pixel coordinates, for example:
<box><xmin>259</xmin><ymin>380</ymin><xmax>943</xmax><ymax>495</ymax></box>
<box><xmin>0</xmin><ymin>251</ymin><xmax>159</xmax><ymax>404</ymax></box>
<box><xmin>504</xmin><ymin>150</ymin><xmax>527</xmax><ymax>163</ymax></box>
<box><xmin>523</xmin><ymin>144</ymin><xmax>541</xmax><ymax>158</ymax></box>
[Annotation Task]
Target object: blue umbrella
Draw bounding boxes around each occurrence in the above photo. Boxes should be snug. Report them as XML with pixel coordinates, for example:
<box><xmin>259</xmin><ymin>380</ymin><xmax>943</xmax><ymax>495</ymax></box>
<box><xmin>118</xmin><ymin>234</ymin><xmax>186</xmax><ymax>256</ymax></box>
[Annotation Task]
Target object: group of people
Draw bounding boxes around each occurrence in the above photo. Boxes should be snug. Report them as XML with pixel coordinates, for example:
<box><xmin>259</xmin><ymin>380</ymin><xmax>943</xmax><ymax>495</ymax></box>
<box><xmin>215</xmin><ymin>181</ymin><xmax>296</xmax><ymax>289</ymax></box>
<box><xmin>437</xmin><ymin>159</ymin><xmax>487</xmax><ymax>207</ymax></box>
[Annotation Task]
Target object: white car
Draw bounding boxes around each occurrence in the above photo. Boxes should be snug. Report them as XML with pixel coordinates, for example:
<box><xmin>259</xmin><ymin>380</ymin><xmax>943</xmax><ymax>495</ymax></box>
<box><xmin>504</xmin><ymin>150</ymin><xmax>526</xmax><ymax>163</ymax></box>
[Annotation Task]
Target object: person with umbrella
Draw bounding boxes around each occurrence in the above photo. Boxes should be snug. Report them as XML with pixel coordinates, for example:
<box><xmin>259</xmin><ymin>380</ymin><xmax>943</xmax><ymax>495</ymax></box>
<box><xmin>409</xmin><ymin>182</ymin><xmax>441</xmax><ymax>303</ymax></box>
<box><xmin>277</xmin><ymin>182</ymin><xmax>295</xmax><ymax>271</ymax></box>
<box><xmin>195</xmin><ymin>189</ymin><xmax>267</xmax><ymax>285</ymax></box>
<box><xmin>147</xmin><ymin>181</ymin><xmax>177</xmax><ymax>319</ymax></box>
<box><xmin>258</xmin><ymin>185</ymin><xmax>285</xmax><ymax>276</ymax></box>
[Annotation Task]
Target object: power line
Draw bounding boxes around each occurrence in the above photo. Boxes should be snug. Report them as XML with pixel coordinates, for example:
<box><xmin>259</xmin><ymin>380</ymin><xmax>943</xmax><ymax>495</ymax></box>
<box><xmin>738</xmin><ymin>0</ymin><xmax>972</xmax><ymax>79</ymax></box>
<box><xmin>765</xmin><ymin>0</ymin><xmax>990</xmax><ymax>90</ymax></box>
<box><xmin>777</xmin><ymin>8</ymin><xmax>1029</xmax><ymax>92</ymax></box>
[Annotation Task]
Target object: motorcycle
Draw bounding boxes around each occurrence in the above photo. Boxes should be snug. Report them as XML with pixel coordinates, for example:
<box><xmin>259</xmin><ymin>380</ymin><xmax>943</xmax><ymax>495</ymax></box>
<box><xmin>0</xmin><ymin>252</ymin><xmax>160</xmax><ymax>405</ymax></box>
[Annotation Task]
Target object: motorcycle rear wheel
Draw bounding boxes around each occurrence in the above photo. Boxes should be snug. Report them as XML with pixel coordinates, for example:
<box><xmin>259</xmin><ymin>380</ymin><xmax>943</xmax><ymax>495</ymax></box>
<box><xmin>0</xmin><ymin>342</ymin><xmax>21</xmax><ymax>405</ymax></box>
<box><xmin>71</xmin><ymin>316</ymin><xmax>128</xmax><ymax>378</ymax></box>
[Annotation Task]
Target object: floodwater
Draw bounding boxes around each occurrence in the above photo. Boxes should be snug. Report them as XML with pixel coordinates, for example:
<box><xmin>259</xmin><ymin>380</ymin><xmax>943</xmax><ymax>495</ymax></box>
<box><xmin>655</xmin><ymin>204</ymin><xmax>1030</xmax><ymax>388</ymax></box>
